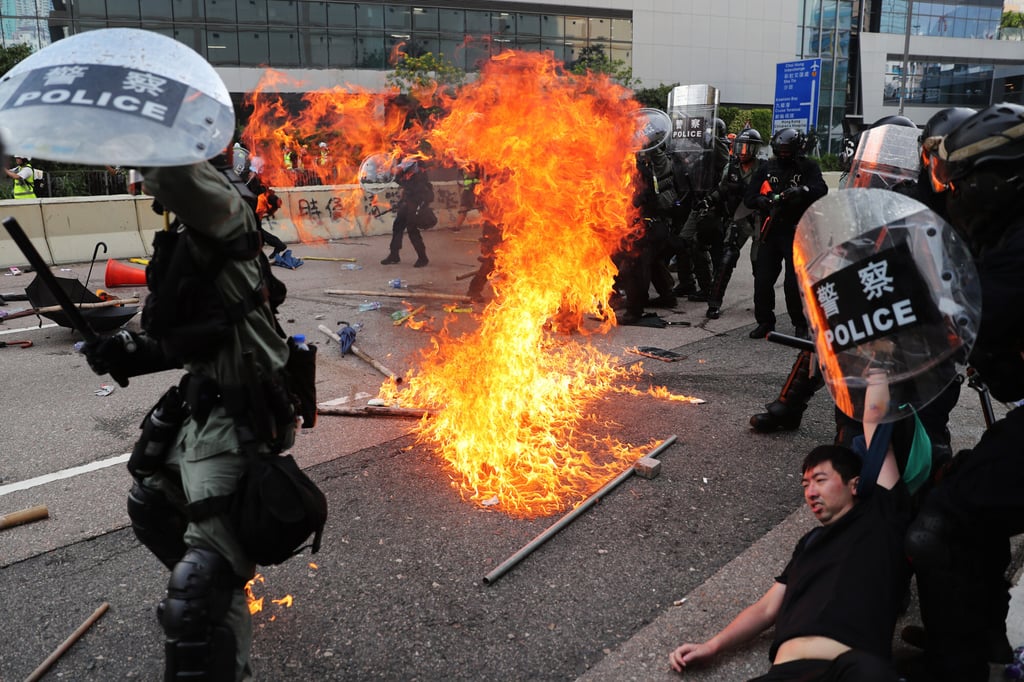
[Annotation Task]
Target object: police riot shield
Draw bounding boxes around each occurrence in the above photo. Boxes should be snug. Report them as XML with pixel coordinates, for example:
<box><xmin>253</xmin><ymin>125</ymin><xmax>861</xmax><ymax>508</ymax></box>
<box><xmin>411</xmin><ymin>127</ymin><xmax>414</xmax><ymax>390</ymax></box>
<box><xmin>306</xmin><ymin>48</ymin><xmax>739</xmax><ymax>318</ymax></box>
<box><xmin>633</xmin><ymin>108</ymin><xmax>672</xmax><ymax>152</ymax></box>
<box><xmin>0</xmin><ymin>28</ymin><xmax>234</xmax><ymax>166</ymax></box>
<box><xmin>666</xmin><ymin>84</ymin><xmax>720</xmax><ymax>193</ymax></box>
<box><xmin>794</xmin><ymin>189</ymin><xmax>981</xmax><ymax>423</ymax></box>
<box><xmin>841</xmin><ymin>124</ymin><xmax>922</xmax><ymax>191</ymax></box>
<box><xmin>358</xmin><ymin>153</ymin><xmax>398</xmax><ymax>195</ymax></box>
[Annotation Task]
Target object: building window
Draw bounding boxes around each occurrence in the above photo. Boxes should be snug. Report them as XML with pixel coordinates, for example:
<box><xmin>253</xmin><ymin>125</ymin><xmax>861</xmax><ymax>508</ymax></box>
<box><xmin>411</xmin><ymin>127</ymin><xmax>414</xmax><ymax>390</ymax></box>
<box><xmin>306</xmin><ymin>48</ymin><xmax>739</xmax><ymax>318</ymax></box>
<box><xmin>5</xmin><ymin>1</ymin><xmax>630</xmax><ymax>75</ymax></box>
<box><xmin>884</xmin><ymin>58</ymin><xmax>996</xmax><ymax>107</ymax></box>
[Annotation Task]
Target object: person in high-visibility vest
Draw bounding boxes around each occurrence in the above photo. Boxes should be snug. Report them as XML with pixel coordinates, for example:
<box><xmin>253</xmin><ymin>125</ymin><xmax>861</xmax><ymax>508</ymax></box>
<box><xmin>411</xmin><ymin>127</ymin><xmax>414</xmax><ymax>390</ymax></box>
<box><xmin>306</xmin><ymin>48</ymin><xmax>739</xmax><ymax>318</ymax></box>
<box><xmin>5</xmin><ymin>156</ymin><xmax>36</xmax><ymax>199</ymax></box>
<box><xmin>455</xmin><ymin>163</ymin><xmax>481</xmax><ymax>230</ymax></box>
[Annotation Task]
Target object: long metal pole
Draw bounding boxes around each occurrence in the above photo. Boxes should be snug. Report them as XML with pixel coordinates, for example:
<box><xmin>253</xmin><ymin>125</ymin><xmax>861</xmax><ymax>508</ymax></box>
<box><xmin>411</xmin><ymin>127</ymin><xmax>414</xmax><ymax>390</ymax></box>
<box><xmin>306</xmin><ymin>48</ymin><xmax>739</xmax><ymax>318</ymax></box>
<box><xmin>898</xmin><ymin>0</ymin><xmax>914</xmax><ymax>115</ymax></box>
<box><xmin>483</xmin><ymin>435</ymin><xmax>678</xmax><ymax>585</ymax></box>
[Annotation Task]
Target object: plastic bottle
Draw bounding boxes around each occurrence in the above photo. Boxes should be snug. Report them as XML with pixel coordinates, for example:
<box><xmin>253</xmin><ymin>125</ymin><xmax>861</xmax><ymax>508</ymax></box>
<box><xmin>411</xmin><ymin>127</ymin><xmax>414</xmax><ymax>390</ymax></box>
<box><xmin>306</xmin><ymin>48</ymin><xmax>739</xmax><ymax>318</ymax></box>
<box><xmin>294</xmin><ymin>334</ymin><xmax>309</xmax><ymax>350</ymax></box>
<box><xmin>358</xmin><ymin>302</ymin><xmax>382</xmax><ymax>312</ymax></box>
<box><xmin>388</xmin><ymin>278</ymin><xmax>408</xmax><ymax>289</ymax></box>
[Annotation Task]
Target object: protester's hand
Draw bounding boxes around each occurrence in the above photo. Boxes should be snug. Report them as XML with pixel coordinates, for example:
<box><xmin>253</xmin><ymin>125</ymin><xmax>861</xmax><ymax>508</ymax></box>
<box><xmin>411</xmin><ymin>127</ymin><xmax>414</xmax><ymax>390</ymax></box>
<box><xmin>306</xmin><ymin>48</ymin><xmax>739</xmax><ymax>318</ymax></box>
<box><xmin>669</xmin><ymin>641</ymin><xmax>716</xmax><ymax>673</ymax></box>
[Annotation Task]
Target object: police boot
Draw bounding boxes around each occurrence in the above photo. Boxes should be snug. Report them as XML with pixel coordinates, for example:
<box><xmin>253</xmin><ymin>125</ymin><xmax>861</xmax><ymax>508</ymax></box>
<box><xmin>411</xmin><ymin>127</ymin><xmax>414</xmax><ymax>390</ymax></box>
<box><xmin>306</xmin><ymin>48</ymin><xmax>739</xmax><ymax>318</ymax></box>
<box><xmin>750</xmin><ymin>350</ymin><xmax>823</xmax><ymax>432</ymax></box>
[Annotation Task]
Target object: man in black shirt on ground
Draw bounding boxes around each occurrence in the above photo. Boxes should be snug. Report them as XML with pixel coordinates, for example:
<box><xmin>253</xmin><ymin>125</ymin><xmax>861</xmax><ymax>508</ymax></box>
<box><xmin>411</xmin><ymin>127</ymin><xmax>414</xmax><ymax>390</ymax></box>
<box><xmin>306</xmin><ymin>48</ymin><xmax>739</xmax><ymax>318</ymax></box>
<box><xmin>669</xmin><ymin>419</ymin><xmax>909</xmax><ymax>681</ymax></box>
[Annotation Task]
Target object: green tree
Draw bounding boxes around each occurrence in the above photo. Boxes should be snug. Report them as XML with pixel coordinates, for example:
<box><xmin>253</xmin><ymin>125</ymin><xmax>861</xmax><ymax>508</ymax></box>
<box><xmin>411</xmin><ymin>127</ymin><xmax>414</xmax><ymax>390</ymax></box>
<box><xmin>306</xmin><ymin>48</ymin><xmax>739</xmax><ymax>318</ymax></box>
<box><xmin>386</xmin><ymin>51</ymin><xmax>466</xmax><ymax>94</ymax></box>
<box><xmin>1001</xmin><ymin>11</ymin><xmax>1024</xmax><ymax>28</ymax></box>
<box><xmin>568</xmin><ymin>45</ymin><xmax>639</xmax><ymax>88</ymax></box>
<box><xmin>0</xmin><ymin>43</ymin><xmax>32</xmax><ymax>77</ymax></box>
<box><xmin>633</xmin><ymin>83</ymin><xmax>678</xmax><ymax>109</ymax></box>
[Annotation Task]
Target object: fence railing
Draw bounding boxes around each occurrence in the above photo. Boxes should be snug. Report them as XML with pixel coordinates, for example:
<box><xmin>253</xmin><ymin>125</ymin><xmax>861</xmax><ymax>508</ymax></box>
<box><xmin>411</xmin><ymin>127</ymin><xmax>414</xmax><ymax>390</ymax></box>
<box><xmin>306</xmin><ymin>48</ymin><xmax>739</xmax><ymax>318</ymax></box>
<box><xmin>5</xmin><ymin>165</ymin><xmax>462</xmax><ymax>199</ymax></box>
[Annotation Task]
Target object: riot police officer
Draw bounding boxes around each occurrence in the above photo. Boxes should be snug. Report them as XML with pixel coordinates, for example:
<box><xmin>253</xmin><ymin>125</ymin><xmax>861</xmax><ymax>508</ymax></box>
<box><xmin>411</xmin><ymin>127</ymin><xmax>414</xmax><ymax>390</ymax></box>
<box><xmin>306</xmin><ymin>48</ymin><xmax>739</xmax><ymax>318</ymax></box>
<box><xmin>704</xmin><ymin>127</ymin><xmax>765</xmax><ymax>319</ymax></box>
<box><xmin>905</xmin><ymin>102</ymin><xmax>1024</xmax><ymax>682</ymax></box>
<box><xmin>743</xmin><ymin>128</ymin><xmax>828</xmax><ymax>339</ymax></box>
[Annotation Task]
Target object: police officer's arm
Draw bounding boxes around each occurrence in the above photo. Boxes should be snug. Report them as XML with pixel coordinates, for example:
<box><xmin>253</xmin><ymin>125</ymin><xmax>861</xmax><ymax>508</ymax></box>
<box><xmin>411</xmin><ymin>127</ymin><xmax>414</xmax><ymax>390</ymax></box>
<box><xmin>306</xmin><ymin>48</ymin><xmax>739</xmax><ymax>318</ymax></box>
<box><xmin>800</xmin><ymin>159</ymin><xmax>829</xmax><ymax>202</ymax></box>
<box><xmin>743</xmin><ymin>164</ymin><xmax>769</xmax><ymax>211</ymax></box>
<box><xmin>669</xmin><ymin>582</ymin><xmax>785</xmax><ymax>673</ymax></box>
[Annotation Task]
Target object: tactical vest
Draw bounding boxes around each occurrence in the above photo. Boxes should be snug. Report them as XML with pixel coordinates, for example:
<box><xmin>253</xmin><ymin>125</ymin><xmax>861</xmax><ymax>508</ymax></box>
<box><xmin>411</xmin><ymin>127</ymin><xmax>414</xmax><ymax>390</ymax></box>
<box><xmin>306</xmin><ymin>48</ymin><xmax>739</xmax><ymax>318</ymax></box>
<box><xmin>141</xmin><ymin>168</ymin><xmax>285</xmax><ymax>361</ymax></box>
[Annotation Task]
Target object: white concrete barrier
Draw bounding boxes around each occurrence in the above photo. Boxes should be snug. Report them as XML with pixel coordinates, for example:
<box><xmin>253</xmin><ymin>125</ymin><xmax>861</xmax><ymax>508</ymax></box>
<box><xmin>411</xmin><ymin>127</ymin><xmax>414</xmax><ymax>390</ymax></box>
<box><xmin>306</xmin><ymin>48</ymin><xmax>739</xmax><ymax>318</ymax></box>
<box><xmin>0</xmin><ymin>176</ymin><xmax>847</xmax><ymax>269</ymax></box>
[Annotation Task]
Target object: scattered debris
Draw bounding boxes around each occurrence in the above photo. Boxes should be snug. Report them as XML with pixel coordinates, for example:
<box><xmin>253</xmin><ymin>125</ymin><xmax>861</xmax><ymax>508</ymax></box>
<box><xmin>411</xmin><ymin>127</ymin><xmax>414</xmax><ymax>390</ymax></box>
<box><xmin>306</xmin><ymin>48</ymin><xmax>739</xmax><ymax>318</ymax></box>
<box><xmin>628</xmin><ymin>346</ymin><xmax>686</xmax><ymax>362</ymax></box>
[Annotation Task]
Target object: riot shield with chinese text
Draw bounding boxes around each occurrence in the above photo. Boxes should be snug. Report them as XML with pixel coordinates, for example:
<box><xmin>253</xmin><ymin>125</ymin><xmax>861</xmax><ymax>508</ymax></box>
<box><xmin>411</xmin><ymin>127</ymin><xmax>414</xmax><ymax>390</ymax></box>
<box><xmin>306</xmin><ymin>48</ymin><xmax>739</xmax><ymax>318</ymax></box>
<box><xmin>794</xmin><ymin>188</ymin><xmax>980</xmax><ymax>422</ymax></box>
<box><xmin>666</xmin><ymin>84</ymin><xmax>720</xmax><ymax>194</ymax></box>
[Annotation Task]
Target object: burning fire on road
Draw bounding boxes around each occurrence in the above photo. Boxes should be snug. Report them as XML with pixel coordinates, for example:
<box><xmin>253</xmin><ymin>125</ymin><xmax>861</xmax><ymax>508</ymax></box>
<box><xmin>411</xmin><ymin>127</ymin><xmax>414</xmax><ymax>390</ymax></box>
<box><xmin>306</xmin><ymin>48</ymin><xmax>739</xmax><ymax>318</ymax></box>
<box><xmin>245</xmin><ymin>50</ymin><xmax>700</xmax><ymax>518</ymax></box>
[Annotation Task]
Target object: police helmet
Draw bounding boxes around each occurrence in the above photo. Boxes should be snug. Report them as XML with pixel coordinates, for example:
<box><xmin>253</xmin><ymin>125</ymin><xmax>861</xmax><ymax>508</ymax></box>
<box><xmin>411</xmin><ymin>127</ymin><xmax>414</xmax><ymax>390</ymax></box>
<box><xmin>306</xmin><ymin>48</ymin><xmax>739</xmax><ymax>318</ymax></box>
<box><xmin>919</xmin><ymin>107</ymin><xmax>976</xmax><ymax>192</ymax></box>
<box><xmin>733</xmin><ymin>128</ymin><xmax>763</xmax><ymax>161</ymax></box>
<box><xmin>713</xmin><ymin>117</ymin><xmax>727</xmax><ymax>138</ymax></box>
<box><xmin>935</xmin><ymin>103</ymin><xmax>1024</xmax><ymax>251</ymax></box>
<box><xmin>921</xmin><ymin>107</ymin><xmax>976</xmax><ymax>142</ymax></box>
<box><xmin>771</xmin><ymin>128</ymin><xmax>804</xmax><ymax>160</ymax></box>
<box><xmin>870</xmin><ymin>114</ymin><xmax>917</xmax><ymax>129</ymax></box>
<box><xmin>393</xmin><ymin>157</ymin><xmax>420</xmax><ymax>180</ymax></box>
<box><xmin>933</xmin><ymin>103</ymin><xmax>1024</xmax><ymax>186</ymax></box>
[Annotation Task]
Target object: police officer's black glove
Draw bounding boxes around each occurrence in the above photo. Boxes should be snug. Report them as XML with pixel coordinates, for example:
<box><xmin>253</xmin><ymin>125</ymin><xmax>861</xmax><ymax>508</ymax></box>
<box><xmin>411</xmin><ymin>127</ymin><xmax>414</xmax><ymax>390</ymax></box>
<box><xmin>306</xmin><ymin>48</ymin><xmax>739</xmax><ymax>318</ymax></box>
<box><xmin>779</xmin><ymin>185</ymin><xmax>809</xmax><ymax>202</ymax></box>
<box><xmin>80</xmin><ymin>330</ymin><xmax>179</xmax><ymax>383</ymax></box>
<box><xmin>756</xmin><ymin>195</ymin><xmax>774</xmax><ymax>212</ymax></box>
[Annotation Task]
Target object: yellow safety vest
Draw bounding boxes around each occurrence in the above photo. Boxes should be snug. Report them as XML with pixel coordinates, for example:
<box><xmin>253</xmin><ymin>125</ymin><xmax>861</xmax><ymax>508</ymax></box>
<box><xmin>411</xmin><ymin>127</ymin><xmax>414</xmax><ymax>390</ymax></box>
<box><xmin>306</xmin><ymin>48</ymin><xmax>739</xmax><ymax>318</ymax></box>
<box><xmin>12</xmin><ymin>163</ymin><xmax>35</xmax><ymax>199</ymax></box>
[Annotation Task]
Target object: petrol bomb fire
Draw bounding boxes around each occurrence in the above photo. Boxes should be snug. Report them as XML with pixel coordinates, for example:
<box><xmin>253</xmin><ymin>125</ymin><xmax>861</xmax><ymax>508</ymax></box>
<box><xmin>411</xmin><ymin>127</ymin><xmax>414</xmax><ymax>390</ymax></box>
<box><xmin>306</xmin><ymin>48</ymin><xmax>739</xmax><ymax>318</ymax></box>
<box><xmin>242</xmin><ymin>69</ymin><xmax>417</xmax><ymax>240</ymax></box>
<box><xmin>245</xmin><ymin>50</ymin><xmax>700</xmax><ymax>518</ymax></box>
<box><xmin>379</xmin><ymin>51</ymin><xmax>698</xmax><ymax>517</ymax></box>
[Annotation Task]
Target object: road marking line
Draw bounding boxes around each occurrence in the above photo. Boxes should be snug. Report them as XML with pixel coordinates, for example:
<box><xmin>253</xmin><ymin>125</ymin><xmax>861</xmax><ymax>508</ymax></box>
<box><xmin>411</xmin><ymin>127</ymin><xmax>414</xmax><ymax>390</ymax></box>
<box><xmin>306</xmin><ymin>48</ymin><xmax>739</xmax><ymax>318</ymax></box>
<box><xmin>0</xmin><ymin>323</ymin><xmax>58</xmax><ymax>336</ymax></box>
<box><xmin>0</xmin><ymin>453</ymin><xmax>129</xmax><ymax>497</ymax></box>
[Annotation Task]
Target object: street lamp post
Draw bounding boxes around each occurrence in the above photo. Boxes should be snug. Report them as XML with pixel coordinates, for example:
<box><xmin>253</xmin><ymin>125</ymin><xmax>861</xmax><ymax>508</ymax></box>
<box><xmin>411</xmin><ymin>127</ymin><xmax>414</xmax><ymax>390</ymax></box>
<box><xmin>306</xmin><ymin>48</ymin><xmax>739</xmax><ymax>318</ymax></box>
<box><xmin>898</xmin><ymin>0</ymin><xmax>913</xmax><ymax>115</ymax></box>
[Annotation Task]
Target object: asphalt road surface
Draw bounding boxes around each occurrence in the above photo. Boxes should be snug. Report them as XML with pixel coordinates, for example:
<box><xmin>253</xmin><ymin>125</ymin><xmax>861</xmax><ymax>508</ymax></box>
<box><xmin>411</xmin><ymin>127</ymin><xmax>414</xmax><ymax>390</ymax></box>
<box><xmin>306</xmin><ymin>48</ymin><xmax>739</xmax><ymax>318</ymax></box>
<box><xmin>0</xmin><ymin>225</ymin><xmax>1000</xmax><ymax>681</ymax></box>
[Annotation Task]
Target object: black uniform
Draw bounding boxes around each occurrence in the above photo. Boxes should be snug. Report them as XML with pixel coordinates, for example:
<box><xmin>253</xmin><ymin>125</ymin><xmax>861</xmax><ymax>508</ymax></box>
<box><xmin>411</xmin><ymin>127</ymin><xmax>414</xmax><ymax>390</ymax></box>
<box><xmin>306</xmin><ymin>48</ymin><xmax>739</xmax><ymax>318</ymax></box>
<box><xmin>383</xmin><ymin>165</ymin><xmax>435</xmax><ymax>267</ymax></box>
<box><xmin>743</xmin><ymin>155</ymin><xmax>827</xmax><ymax>334</ymax></box>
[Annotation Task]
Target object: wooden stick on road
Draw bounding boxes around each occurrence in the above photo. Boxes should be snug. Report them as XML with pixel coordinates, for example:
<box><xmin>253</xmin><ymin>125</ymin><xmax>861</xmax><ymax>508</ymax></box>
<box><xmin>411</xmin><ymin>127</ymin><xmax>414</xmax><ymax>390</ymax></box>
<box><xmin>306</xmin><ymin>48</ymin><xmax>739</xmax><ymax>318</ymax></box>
<box><xmin>25</xmin><ymin>602</ymin><xmax>109</xmax><ymax>682</ymax></box>
<box><xmin>324</xmin><ymin>289</ymin><xmax>471</xmax><ymax>302</ymax></box>
<box><xmin>318</xmin><ymin>405</ymin><xmax>435</xmax><ymax>418</ymax></box>
<box><xmin>0</xmin><ymin>504</ymin><xmax>48</xmax><ymax>531</ymax></box>
<box><xmin>0</xmin><ymin>297</ymin><xmax>140</xmax><ymax>322</ymax></box>
<box><xmin>317</xmin><ymin>324</ymin><xmax>403</xmax><ymax>384</ymax></box>
<box><xmin>299</xmin><ymin>256</ymin><xmax>358</xmax><ymax>262</ymax></box>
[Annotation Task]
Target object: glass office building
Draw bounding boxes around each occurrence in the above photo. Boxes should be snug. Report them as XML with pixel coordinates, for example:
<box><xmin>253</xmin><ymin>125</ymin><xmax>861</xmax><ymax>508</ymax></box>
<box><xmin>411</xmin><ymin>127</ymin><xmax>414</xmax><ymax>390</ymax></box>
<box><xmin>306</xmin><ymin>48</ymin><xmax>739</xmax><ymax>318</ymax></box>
<box><xmin>0</xmin><ymin>2</ymin><xmax>631</xmax><ymax>73</ymax></box>
<box><xmin>1</xmin><ymin>1</ymin><xmax>1021</xmax><ymax>156</ymax></box>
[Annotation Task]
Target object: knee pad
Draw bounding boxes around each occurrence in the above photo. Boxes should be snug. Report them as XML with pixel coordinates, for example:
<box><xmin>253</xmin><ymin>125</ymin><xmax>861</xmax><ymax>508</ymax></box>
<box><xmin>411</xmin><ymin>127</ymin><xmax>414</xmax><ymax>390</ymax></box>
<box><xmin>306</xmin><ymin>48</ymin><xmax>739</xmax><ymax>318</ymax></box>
<box><xmin>905</xmin><ymin>506</ymin><xmax>954</xmax><ymax>571</ymax></box>
<box><xmin>159</xmin><ymin>548</ymin><xmax>239</xmax><ymax>681</ymax></box>
<box><xmin>127</xmin><ymin>480</ymin><xmax>188</xmax><ymax>570</ymax></box>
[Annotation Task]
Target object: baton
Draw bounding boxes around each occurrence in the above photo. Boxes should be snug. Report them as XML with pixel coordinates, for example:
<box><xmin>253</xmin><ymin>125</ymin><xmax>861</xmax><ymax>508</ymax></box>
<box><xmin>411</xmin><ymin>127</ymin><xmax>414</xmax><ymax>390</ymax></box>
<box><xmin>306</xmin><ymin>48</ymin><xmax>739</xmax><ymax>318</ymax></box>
<box><xmin>766</xmin><ymin>331</ymin><xmax>815</xmax><ymax>352</ymax></box>
<box><xmin>2</xmin><ymin>217</ymin><xmax>129</xmax><ymax>386</ymax></box>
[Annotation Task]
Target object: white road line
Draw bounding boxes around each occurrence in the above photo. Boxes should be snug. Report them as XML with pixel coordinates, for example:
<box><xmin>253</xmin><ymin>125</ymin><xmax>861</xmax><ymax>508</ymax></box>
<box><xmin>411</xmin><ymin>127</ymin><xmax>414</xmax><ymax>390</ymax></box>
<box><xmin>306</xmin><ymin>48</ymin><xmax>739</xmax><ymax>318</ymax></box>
<box><xmin>0</xmin><ymin>453</ymin><xmax>129</xmax><ymax>497</ymax></box>
<box><xmin>0</xmin><ymin>323</ymin><xmax>58</xmax><ymax>335</ymax></box>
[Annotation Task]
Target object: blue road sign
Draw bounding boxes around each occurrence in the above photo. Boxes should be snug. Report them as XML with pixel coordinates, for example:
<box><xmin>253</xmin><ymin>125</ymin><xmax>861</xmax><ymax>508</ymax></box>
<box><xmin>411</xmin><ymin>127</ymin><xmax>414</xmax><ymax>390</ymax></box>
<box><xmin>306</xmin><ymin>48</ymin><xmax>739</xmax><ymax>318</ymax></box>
<box><xmin>772</xmin><ymin>59</ymin><xmax>822</xmax><ymax>134</ymax></box>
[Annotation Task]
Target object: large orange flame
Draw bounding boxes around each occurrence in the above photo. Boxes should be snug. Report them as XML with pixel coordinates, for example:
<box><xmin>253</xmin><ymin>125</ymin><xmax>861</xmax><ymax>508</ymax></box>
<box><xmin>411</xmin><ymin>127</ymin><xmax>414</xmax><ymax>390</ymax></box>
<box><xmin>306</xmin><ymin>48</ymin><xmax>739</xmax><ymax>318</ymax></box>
<box><xmin>245</xmin><ymin>51</ymin><xmax>698</xmax><ymax>518</ymax></box>
<box><xmin>242</xmin><ymin>70</ymin><xmax>421</xmax><ymax>238</ymax></box>
<box><xmin>378</xmin><ymin>51</ymin><xmax>696</xmax><ymax>517</ymax></box>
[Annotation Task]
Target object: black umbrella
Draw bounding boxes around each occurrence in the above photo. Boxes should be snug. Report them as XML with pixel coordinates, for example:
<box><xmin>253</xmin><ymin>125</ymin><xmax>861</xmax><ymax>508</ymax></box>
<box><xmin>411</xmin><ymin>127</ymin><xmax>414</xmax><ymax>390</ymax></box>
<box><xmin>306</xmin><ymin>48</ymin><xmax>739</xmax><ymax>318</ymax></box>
<box><xmin>24</xmin><ymin>274</ymin><xmax>139</xmax><ymax>332</ymax></box>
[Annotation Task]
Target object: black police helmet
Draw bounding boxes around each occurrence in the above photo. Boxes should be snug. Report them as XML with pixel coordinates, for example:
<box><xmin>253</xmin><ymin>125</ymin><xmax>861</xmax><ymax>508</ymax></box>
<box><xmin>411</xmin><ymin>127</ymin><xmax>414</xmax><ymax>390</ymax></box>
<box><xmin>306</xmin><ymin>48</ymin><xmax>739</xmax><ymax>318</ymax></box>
<box><xmin>771</xmin><ymin>128</ymin><xmax>804</xmax><ymax>159</ymax></box>
<box><xmin>733</xmin><ymin>128</ymin><xmax>763</xmax><ymax>159</ymax></box>
<box><xmin>921</xmin><ymin>107</ymin><xmax>976</xmax><ymax>141</ymax></box>
<box><xmin>934</xmin><ymin>102</ymin><xmax>1024</xmax><ymax>185</ymax></box>
<box><xmin>870</xmin><ymin>114</ymin><xmax>917</xmax><ymax>129</ymax></box>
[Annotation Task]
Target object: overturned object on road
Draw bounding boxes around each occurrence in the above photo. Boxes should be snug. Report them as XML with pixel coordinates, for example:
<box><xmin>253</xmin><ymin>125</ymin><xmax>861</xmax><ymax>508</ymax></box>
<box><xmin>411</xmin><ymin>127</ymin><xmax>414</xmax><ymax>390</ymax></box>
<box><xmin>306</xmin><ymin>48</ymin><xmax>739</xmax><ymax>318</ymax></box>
<box><xmin>25</xmin><ymin>274</ymin><xmax>138</xmax><ymax>332</ymax></box>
